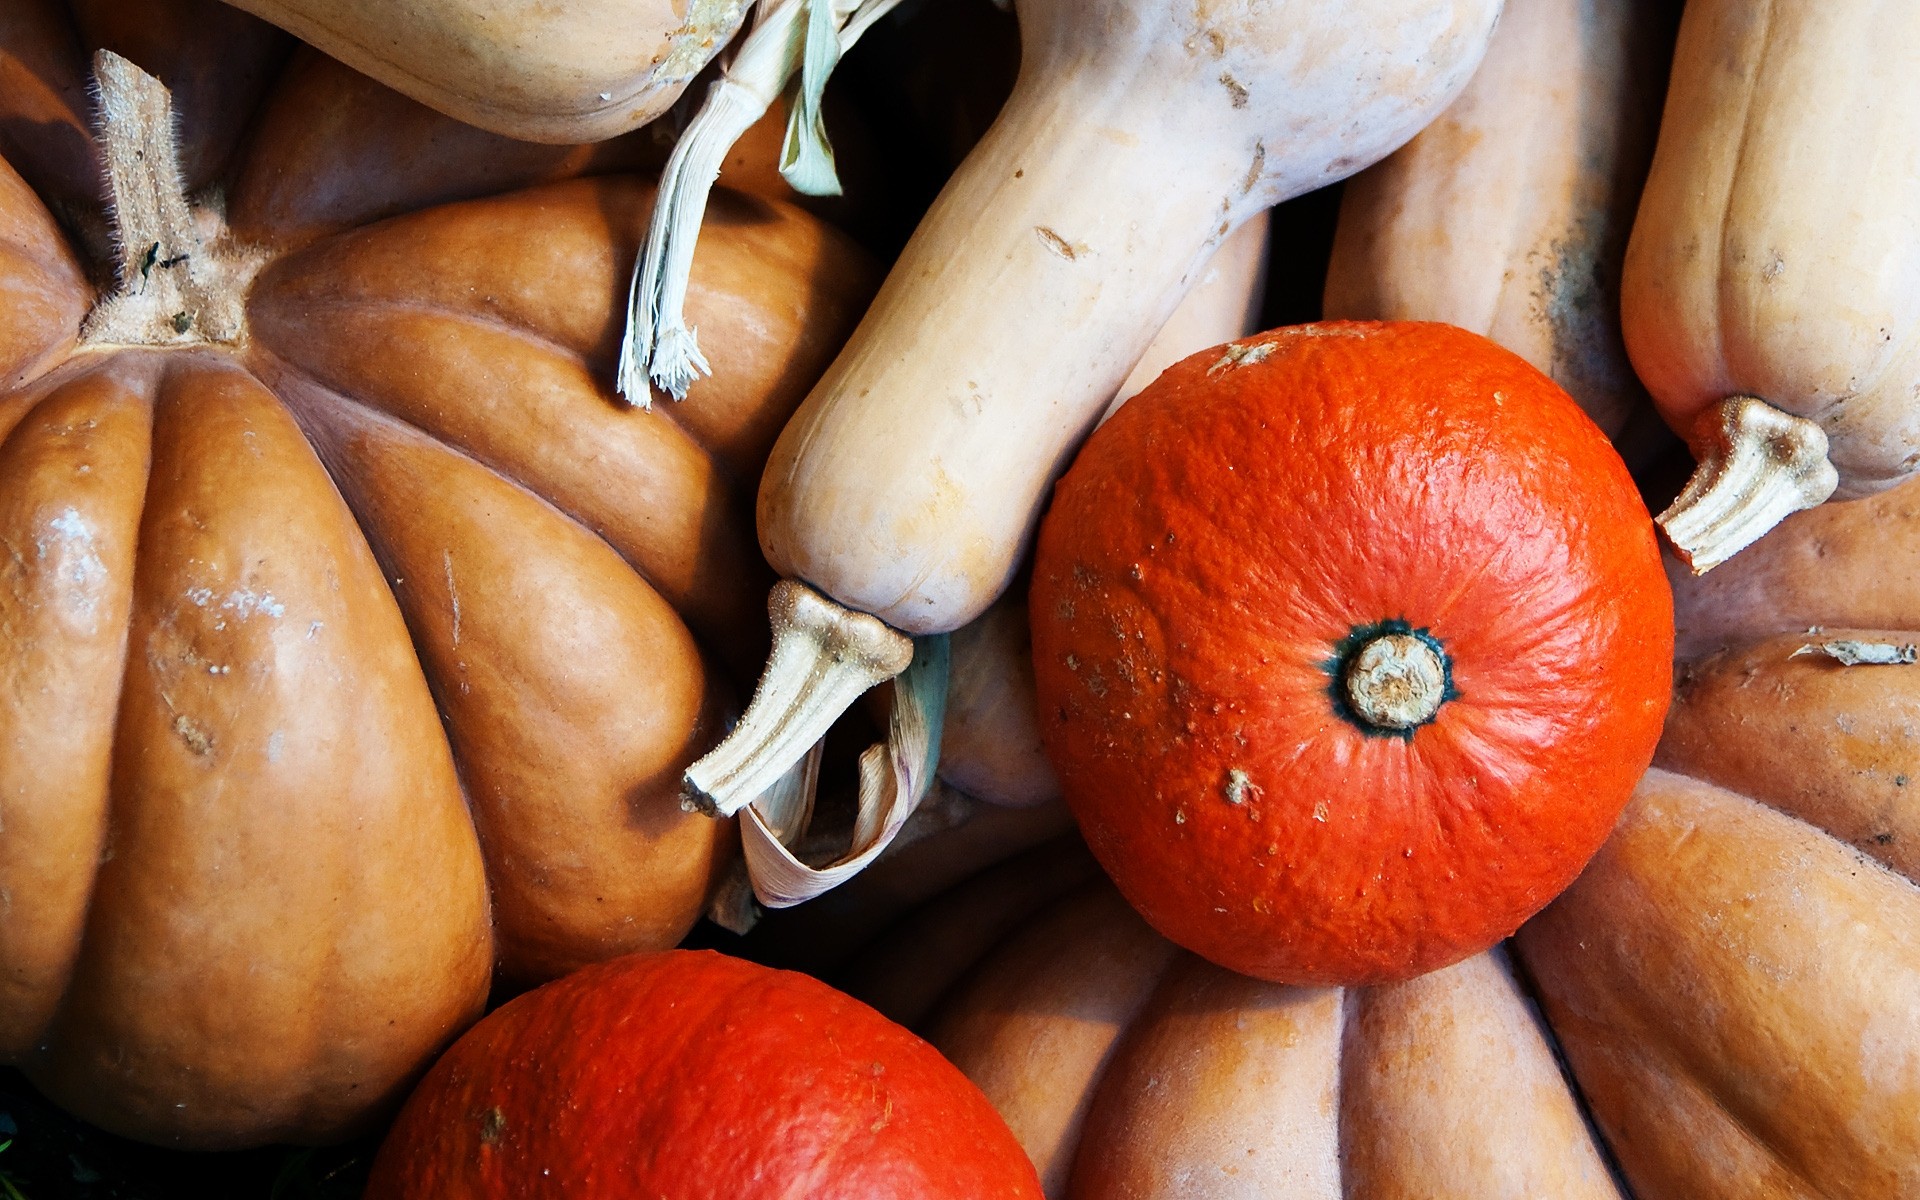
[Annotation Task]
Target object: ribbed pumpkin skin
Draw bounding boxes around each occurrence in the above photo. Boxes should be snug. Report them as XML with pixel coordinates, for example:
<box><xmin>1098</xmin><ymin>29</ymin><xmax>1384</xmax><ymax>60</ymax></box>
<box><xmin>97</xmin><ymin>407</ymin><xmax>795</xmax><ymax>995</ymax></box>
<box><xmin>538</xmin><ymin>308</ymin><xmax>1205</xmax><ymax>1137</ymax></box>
<box><xmin>1516</xmin><ymin>474</ymin><xmax>1920</xmax><ymax>1197</ymax></box>
<box><xmin>0</xmin><ymin>3</ymin><xmax>873</xmax><ymax>1148</ymax></box>
<box><xmin>841</xmin><ymin>851</ymin><xmax>1624</xmax><ymax>1200</ymax></box>
<box><xmin>1030</xmin><ymin>321</ymin><xmax>1672</xmax><ymax>984</ymax></box>
<box><xmin>364</xmin><ymin>951</ymin><xmax>1046</xmax><ymax>1200</ymax></box>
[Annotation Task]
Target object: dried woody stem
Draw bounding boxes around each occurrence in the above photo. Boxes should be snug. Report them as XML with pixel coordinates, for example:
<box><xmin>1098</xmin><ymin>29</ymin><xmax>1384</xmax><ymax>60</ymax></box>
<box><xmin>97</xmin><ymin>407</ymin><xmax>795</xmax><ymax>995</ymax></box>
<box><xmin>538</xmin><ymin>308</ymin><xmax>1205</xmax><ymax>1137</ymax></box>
<box><xmin>682</xmin><ymin>580</ymin><xmax>914</xmax><ymax>817</ymax></box>
<box><xmin>1657</xmin><ymin>395</ymin><xmax>1839</xmax><ymax>574</ymax></box>
<box><xmin>81</xmin><ymin>51</ymin><xmax>259</xmax><ymax>349</ymax></box>
<box><xmin>618</xmin><ymin>0</ymin><xmax>902</xmax><ymax>403</ymax></box>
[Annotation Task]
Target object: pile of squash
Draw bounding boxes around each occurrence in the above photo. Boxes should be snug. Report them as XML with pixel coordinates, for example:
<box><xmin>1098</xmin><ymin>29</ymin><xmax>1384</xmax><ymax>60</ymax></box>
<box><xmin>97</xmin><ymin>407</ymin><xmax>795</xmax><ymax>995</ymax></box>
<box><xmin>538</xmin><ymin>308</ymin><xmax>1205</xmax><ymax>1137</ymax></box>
<box><xmin>0</xmin><ymin>0</ymin><xmax>1916</xmax><ymax>1195</ymax></box>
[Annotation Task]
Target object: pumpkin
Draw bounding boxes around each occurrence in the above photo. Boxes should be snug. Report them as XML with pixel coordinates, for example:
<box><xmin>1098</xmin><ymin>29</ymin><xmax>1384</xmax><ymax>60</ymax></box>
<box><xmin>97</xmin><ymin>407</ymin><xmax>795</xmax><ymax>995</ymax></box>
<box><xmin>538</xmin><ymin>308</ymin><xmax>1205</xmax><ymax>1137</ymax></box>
<box><xmin>1029</xmin><ymin>321</ymin><xmax>1672</xmax><ymax>984</ymax></box>
<box><xmin>1514</xmin><ymin>471</ymin><xmax>1920</xmax><ymax>1195</ymax></box>
<box><xmin>219</xmin><ymin>0</ymin><xmax>745</xmax><ymax>143</ymax></box>
<box><xmin>1621</xmin><ymin>0</ymin><xmax>1920</xmax><ymax>571</ymax></box>
<box><xmin>0</xmin><ymin>8</ymin><xmax>871</xmax><ymax>1148</ymax></box>
<box><xmin>683</xmin><ymin>0</ymin><xmax>1504</xmax><ymax>827</ymax></box>
<box><xmin>363</xmin><ymin>950</ymin><xmax>1046</xmax><ymax>1199</ymax></box>
<box><xmin>1323</xmin><ymin>0</ymin><xmax>1678</xmax><ymax>471</ymax></box>
<box><xmin>842</xmin><ymin>846</ymin><xmax>1626</xmax><ymax>1199</ymax></box>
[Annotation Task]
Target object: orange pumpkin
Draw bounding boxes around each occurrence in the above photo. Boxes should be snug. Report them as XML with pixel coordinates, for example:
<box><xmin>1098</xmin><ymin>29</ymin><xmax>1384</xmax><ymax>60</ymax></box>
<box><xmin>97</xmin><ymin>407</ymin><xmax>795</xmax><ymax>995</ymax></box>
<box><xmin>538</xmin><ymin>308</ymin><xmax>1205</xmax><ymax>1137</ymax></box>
<box><xmin>1030</xmin><ymin>321</ymin><xmax>1672</xmax><ymax>984</ymax></box>
<box><xmin>366</xmin><ymin>950</ymin><xmax>1046</xmax><ymax>1199</ymax></box>
<box><xmin>0</xmin><ymin>3</ymin><xmax>871</xmax><ymax>1148</ymax></box>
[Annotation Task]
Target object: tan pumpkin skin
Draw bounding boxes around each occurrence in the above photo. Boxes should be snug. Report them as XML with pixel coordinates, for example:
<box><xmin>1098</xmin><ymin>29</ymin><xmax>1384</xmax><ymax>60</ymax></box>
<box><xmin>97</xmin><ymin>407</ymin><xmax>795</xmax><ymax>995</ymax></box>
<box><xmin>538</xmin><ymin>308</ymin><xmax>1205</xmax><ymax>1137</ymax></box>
<box><xmin>851</xmin><ymin>861</ymin><xmax>1623</xmax><ymax>1199</ymax></box>
<box><xmin>1517</xmin><ymin>476</ymin><xmax>1920</xmax><ymax>1197</ymax></box>
<box><xmin>0</xmin><ymin>349</ymin><xmax>494</xmax><ymax>1146</ymax></box>
<box><xmin>1325</xmin><ymin>0</ymin><xmax>1673</xmax><ymax>451</ymax></box>
<box><xmin>0</xmin><ymin>26</ymin><xmax>872</xmax><ymax>1144</ymax></box>
<box><xmin>1621</xmin><ymin>0</ymin><xmax>1920</xmax><ymax>499</ymax></box>
<box><xmin>221</xmin><ymin>0</ymin><xmax>745</xmax><ymax>143</ymax></box>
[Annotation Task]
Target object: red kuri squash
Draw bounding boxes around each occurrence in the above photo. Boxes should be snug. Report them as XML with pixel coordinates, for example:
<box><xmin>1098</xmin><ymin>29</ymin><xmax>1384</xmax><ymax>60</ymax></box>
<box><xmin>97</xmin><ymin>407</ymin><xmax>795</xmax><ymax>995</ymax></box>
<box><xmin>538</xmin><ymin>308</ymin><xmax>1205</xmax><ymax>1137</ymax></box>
<box><xmin>364</xmin><ymin>950</ymin><xmax>1046</xmax><ymax>1199</ymax></box>
<box><xmin>1030</xmin><ymin>321</ymin><xmax>1672</xmax><ymax>984</ymax></box>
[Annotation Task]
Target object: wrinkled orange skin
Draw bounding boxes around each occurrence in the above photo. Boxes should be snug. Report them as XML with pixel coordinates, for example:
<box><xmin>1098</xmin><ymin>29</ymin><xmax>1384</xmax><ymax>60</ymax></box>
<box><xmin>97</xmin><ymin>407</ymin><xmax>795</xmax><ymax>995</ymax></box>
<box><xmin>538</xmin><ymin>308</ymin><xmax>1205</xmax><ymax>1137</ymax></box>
<box><xmin>364</xmin><ymin>951</ymin><xmax>1045</xmax><ymax>1200</ymax></box>
<box><xmin>1031</xmin><ymin>321</ymin><xmax>1672</xmax><ymax>984</ymax></box>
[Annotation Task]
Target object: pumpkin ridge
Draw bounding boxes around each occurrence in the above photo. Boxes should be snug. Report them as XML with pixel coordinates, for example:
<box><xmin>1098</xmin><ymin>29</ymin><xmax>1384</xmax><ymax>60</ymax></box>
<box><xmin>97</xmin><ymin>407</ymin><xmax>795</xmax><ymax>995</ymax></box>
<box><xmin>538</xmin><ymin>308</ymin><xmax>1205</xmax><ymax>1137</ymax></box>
<box><xmin>265</xmin><ymin>364</ymin><xmax>737</xmax><ymax>979</ymax></box>
<box><xmin>251</xmin><ymin>289</ymin><xmax>756</xmax><ymax>499</ymax></box>
<box><xmin>0</xmin><ymin>356</ymin><xmax>154</xmax><ymax>1060</ymax></box>
<box><xmin>1522</xmin><ymin>769</ymin><xmax>1920</xmax><ymax>1190</ymax></box>
<box><xmin>256</xmin><ymin>356</ymin><xmax>725</xmax><ymax>658</ymax></box>
<box><xmin>244</xmin><ymin>308</ymin><xmax>767</xmax><ymax>677</ymax></box>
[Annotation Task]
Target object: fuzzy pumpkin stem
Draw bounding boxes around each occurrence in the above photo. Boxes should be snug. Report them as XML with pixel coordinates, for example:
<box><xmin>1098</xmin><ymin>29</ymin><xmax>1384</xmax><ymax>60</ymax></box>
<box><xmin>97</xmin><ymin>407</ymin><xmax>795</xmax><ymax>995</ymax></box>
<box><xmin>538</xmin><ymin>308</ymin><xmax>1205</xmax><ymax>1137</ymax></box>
<box><xmin>81</xmin><ymin>51</ymin><xmax>256</xmax><ymax>348</ymax></box>
<box><xmin>1657</xmin><ymin>396</ymin><xmax>1838</xmax><ymax>574</ymax></box>
<box><xmin>682</xmin><ymin>580</ymin><xmax>914</xmax><ymax>817</ymax></box>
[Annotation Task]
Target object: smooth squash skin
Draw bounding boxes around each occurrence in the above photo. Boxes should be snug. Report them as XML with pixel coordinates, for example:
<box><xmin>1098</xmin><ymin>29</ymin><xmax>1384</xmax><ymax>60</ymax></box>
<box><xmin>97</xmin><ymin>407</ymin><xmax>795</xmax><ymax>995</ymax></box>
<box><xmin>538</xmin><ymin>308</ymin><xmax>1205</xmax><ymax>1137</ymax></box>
<box><xmin>363</xmin><ymin>951</ymin><xmax>1046</xmax><ymax>1199</ymax></box>
<box><xmin>1517</xmin><ymin>473</ymin><xmax>1920</xmax><ymax>1198</ymax></box>
<box><xmin>685</xmin><ymin>0</ymin><xmax>1501</xmax><ymax>827</ymax></box>
<box><xmin>1620</xmin><ymin>0</ymin><xmax>1920</xmax><ymax>567</ymax></box>
<box><xmin>221</xmin><ymin>0</ymin><xmax>745</xmax><ymax>143</ymax></box>
<box><xmin>0</xmin><ymin>14</ymin><xmax>871</xmax><ymax>1148</ymax></box>
<box><xmin>1325</xmin><ymin>0</ymin><xmax>1676</xmax><ymax>462</ymax></box>
<box><xmin>1030</xmin><ymin>322</ymin><xmax>1672</xmax><ymax>985</ymax></box>
<box><xmin>844</xmin><ymin>856</ymin><xmax>1624</xmax><ymax>1200</ymax></box>
<box><xmin>756</xmin><ymin>0</ymin><xmax>1503</xmax><ymax>635</ymax></box>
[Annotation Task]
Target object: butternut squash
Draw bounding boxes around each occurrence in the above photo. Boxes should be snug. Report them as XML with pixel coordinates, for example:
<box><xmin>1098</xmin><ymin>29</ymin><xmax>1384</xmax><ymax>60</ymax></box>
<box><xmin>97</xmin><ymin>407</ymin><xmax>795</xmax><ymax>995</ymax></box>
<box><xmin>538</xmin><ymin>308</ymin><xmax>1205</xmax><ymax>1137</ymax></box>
<box><xmin>1325</xmin><ymin>0</ymin><xmax>1677</xmax><ymax>468</ymax></box>
<box><xmin>219</xmin><ymin>0</ymin><xmax>746</xmax><ymax>142</ymax></box>
<box><xmin>1621</xmin><ymin>0</ymin><xmax>1920</xmax><ymax>571</ymax></box>
<box><xmin>685</xmin><ymin>0</ymin><xmax>1505</xmax><ymax>820</ymax></box>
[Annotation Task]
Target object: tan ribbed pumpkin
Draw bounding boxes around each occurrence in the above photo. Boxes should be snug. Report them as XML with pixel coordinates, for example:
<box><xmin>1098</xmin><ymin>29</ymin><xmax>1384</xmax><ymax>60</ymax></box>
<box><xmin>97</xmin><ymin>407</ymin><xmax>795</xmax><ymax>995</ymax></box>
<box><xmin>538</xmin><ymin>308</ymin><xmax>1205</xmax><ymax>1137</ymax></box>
<box><xmin>0</xmin><ymin>1</ymin><xmax>871</xmax><ymax>1147</ymax></box>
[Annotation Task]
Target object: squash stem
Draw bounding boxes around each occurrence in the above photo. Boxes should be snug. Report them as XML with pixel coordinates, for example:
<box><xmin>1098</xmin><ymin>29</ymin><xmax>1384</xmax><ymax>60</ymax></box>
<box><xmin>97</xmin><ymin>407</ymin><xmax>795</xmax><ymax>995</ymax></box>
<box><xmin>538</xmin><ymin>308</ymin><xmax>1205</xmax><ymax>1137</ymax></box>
<box><xmin>1657</xmin><ymin>396</ymin><xmax>1838</xmax><ymax>574</ymax></box>
<box><xmin>81</xmin><ymin>51</ymin><xmax>258</xmax><ymax>349</ymax></box>
<box><xmin>1343</xmin><ymin>632</ymin><xmax>1447</xmax><ymax>730</ymax></box>
<box><xmin>618</xmin><ymin>0</ymin><xmax>812</xmax><ymax>405</ymax></box>
<box><xmin>617</xmin><ymin>0</ymin><xmax>901</xmax><ymax>403</ymax></box>
<box><xmin>682</xmin><ymin>580</ymin><xmax>914</xmax><ymax>817</ymax></box>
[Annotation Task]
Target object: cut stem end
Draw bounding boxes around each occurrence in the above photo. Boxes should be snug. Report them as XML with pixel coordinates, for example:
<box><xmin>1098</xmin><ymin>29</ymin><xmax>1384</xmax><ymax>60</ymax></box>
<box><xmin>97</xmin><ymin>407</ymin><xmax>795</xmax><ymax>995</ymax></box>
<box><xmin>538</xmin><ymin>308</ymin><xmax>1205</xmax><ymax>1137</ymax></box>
<box><xmin>682</xmin><ymin>580</ymin><xmax>914</xmax><ymax>818</ymax></box>
<box><xmin>1344</xmin><ymin>632</ymin><xmax>1447</xmax><ymax>731</ymax></box>
<box><xmin>1658</xmin><ymin>396</ymin><xmax>1838</xmax><ymax>575</ymax></box>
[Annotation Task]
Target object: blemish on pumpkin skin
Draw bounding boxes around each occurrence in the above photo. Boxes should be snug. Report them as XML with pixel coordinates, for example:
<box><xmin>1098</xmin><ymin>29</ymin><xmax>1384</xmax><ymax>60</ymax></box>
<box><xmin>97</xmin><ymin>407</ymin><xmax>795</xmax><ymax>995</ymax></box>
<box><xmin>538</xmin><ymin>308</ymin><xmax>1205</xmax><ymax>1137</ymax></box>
<box><xmin>1209</xmin><ymin>342</ymin><xmax>1274</xmax><ymax>375</ymax></box>
<box><xmin>172</xmin><ymin>713</ymin><xmax>213</xmax><ymax>756</ymax></box>
<box><xmin>1240</xmin><ymin>142</ymin><xmax>1266</xmax><ymax>194</ymax></box>
<box><xmin>1220</xmin><ymin>72</ymin><xmax>1249</xmax><ymax>108</ymax></box>
<box><xmin>477</xmin><ymin>1106</ymin><xmax>508</xmax><ymax>1146</ymax></box>
<box><xmin>1224</xmin><ymin>768</ymin><xmax>1260</xmax><ymax>805</ymax></box>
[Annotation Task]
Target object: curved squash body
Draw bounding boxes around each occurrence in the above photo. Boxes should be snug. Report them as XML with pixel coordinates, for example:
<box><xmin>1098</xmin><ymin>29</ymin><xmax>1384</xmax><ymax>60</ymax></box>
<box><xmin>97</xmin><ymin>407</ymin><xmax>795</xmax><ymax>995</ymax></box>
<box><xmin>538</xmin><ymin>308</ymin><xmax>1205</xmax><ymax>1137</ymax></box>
<box><xmin>1325</xmin><ymin>0</ymin><xmax>1672</xmax><ymax>451</ymax></box>
<box><xmin>757</xmin><ymin>0</ymin><xmax>1503</xmax><ymax>634</ymax></box>
<box><xmin>846</xmin><ymin>855</ymin><xmax>1623</xmax><ymax>1199</ymax></box>
<box><xmin>0</xmin><ymin>11</ymin><xmax>869</xmax><ymax>1147</ymax></box>
<box><xmin>220</xmin><ymin>0</ymin><xmax>743</xmax><ymax>143</ymax></box>
<box><xmin>1621</xmin><ymin>0</ymin><xmax>1920</xmax><ymax>500</ymax></box>
<box><xmin>1517</xmin><ymin>475</ymin><xmax>1920</xmax><ymax>1196</ymax></box>
<box><xmin>939</xmin><ymin>209</ymin><xmax>1273</xmax><ymax>812</ymax></box>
